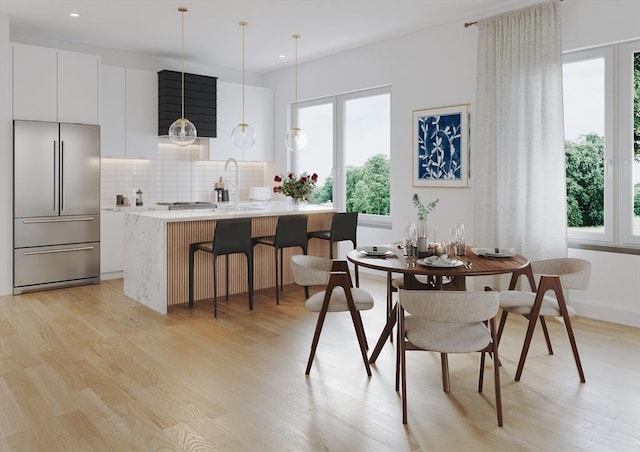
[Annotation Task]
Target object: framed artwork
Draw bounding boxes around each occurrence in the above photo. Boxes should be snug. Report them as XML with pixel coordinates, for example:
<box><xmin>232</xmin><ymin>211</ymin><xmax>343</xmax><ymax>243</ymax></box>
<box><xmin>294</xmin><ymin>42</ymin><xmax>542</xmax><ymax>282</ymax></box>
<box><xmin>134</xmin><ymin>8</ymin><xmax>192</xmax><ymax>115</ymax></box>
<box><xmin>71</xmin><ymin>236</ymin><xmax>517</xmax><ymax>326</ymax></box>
<box><xmin>413</xmin><ymin>103</ymin><xmax>470</xmax><ymax>188</ymax></box>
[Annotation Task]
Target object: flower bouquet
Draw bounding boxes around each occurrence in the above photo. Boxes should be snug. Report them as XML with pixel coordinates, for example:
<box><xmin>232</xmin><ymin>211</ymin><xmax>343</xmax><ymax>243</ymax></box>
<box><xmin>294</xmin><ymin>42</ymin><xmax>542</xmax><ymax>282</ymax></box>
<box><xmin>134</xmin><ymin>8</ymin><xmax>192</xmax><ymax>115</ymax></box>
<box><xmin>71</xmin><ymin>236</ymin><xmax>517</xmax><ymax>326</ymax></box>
<box><xmin>273</xmin><ymin>172</ymin><xmax>318</xmax><ymax>202</ymax></box>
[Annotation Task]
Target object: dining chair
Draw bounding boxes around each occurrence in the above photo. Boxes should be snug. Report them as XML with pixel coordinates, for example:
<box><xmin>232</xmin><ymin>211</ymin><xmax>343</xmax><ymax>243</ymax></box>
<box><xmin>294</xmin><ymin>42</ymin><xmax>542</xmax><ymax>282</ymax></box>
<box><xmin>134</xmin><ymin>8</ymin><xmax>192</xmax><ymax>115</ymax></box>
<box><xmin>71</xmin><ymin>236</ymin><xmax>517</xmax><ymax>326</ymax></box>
<box><xmin>291</xmin><ymin>254</ymin><xmax>332</xmax><ymax>299</ymax></box>
<box><xmin>300</xmin><ymin>259</ymin><xmax>374</xmax><ymax>376</ymax></box>
<box><xmin>307</xmin><ymin>212</ymin><xmax>360</xmax><ymax>286</ymax></box>
<box><xmin>252</xmin><ymin>214</ymin><xmax>308</xmax><ymax>304</ymax></box>
<box><xmin>188</xmin><ymin>218</ymin><xmax>253</xmax><ymax>317</ymax></box>
<box><xmin>497</xmin><ymin>258</ymin><xmax>591</xmax><ymax>382</ymax></box>
<box><xmin>397</xmin><ymin>289</ymin><xmax>502</xmax><ymax>426</ymax></box>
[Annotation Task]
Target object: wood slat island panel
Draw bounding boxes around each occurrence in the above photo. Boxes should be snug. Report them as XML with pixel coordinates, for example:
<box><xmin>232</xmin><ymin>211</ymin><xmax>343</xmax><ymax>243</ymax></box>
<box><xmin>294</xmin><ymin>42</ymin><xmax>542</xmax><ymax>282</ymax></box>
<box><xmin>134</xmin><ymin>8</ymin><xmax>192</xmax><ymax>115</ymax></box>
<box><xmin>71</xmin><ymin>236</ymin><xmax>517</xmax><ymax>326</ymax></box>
<box><xmin>167</xmin><ymin>212</ymin><xmax>334</xmax><ymax>307</ymax></box>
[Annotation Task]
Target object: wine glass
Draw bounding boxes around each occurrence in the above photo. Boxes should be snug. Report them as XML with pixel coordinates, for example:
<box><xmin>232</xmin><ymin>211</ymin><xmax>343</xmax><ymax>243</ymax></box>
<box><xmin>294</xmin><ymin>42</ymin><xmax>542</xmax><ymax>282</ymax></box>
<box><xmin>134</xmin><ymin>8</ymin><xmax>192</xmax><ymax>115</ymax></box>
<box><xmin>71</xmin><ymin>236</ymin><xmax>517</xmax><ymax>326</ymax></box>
<box><xmin>403</xmin><ymin>222</ymin><xmax>417</xmax><ymax>257</ymax></box>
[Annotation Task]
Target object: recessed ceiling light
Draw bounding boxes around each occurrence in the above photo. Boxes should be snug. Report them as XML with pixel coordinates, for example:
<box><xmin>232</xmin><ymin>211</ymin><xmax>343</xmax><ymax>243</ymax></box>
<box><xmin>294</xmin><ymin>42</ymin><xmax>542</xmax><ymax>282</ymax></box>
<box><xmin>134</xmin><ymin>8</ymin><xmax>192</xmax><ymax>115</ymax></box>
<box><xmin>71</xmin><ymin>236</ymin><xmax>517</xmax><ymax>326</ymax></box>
<box><xmin>278</xmin><ymin>55</ymin><xmax>286</xmax><ymax>59</ymax></box>
<box><xmin>69</xmin><ymin>12</ymin><xmax>80</xmax><ymax>18</ymax></box>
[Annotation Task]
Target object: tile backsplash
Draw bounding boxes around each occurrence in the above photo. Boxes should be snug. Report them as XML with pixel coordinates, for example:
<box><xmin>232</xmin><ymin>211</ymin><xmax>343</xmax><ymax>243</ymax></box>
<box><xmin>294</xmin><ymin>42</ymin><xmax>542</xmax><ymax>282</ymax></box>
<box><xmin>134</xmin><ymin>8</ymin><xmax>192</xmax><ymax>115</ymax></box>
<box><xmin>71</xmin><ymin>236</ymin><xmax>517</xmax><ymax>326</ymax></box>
<box><xmin>100</xmin><ymin>142</ymin><xmax>266</xmax><ymax>207</ymax></box>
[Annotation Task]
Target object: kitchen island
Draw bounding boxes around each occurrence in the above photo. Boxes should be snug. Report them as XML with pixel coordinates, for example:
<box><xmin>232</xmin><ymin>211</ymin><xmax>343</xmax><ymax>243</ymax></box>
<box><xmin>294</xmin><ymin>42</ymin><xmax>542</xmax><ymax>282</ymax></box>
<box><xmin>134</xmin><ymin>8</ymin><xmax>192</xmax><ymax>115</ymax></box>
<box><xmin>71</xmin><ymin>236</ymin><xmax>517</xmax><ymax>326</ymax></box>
<box><xmin>123</xmin><ymin>203</ymin><xmax>336</xmax><ymax>314</ymax></box>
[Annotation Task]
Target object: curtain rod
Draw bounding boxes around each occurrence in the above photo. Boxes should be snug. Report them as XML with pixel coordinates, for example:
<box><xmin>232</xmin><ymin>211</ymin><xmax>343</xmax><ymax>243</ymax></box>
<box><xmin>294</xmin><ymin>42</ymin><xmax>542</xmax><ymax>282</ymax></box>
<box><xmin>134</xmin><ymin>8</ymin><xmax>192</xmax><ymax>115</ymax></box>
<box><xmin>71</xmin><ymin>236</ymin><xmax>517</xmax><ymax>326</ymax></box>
<box><xmin>464</xmin><ymin>0</ymin><xmax>562</xmax><ymax>27</ymax></box>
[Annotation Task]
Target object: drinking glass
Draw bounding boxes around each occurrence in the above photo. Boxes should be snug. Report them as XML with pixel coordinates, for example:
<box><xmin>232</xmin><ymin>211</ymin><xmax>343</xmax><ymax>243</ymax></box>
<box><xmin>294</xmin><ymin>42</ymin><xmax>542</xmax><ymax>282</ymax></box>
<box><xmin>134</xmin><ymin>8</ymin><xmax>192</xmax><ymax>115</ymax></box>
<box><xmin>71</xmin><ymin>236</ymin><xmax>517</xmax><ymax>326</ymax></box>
<box><xmin>455</xmin><ymin>223</ymin><xmax>466</xmax><ymax>256</ymax></box>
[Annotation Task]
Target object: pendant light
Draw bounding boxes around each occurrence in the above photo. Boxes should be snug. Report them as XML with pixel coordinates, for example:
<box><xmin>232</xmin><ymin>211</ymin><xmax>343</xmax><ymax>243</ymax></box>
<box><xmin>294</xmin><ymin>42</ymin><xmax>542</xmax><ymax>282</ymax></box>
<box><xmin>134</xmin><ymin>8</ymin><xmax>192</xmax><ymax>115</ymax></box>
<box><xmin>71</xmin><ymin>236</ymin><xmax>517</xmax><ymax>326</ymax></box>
<box><xmin>285</xmin><ymin>34</ymin><xmax>308</xmax><ymax>152</ymax></box>
<box><xmin>231</xmin><ymin>21</ymin><xmax>256</xmax><ymax>150</ymax></box>
<box><xmin>168</xmin><ymin>6</ymin><xmax>197</xmax><ymax>146</ymax></box>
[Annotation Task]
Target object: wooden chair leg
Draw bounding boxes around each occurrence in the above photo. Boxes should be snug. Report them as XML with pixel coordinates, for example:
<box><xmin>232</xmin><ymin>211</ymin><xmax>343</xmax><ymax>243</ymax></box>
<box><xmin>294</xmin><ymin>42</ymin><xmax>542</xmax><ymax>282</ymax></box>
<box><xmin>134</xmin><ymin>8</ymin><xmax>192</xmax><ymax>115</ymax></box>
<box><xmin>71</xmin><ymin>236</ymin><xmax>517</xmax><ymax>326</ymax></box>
<box><xmin>395</xmin><ymin>308</ymin><xmax>402</xmax><ymax>392</ymax></box>
<box><xmin>490</xmin><ymin>318</ymin><xmax>503</xmax><ymax>427</ymax></box>
<box><xmin>479</xmin><ymin>352</ymin><xmax>486</xmax><ymax>393</ymax></box>
<box><xmin>349</xmin><ymin>308</ymin><xmax>372</xmax><ymax>377</ymax></box>
<box><xmin>305</xmin><ymin>304</ymin><xmax>329</xmax><ymax>375</ymax></box>
<box><xmin>539</xmin><ymin>316</ymin><xmax>554</xmax><ymax>355</ymax></box>
<box><xmin>355</xmin><ymin>312</ymin><xmax>369</xmax><ymax>350</ymax></box>
<box><xmin>515</xmin><ymin>281</ymin><xmax>547</xmax><ymax>381</ymax></box>
<box><xmin>497</xmin><ymin>310</ymin><xmax>509</xmax><ymax>347</ymax></box>
<box><xmin>401</xmin><ymin>323</ymin><xmax>408</xmax><ymax>424</ymax></box>
<box><xmin>553</xmin><ymin>281</ymin><xmax>586</xmax><ymax>383</ymax></box>
<box><xmin>441</xmin><ymin>353</ymin><xmax>450</xmax><ymax>393</ymax></box>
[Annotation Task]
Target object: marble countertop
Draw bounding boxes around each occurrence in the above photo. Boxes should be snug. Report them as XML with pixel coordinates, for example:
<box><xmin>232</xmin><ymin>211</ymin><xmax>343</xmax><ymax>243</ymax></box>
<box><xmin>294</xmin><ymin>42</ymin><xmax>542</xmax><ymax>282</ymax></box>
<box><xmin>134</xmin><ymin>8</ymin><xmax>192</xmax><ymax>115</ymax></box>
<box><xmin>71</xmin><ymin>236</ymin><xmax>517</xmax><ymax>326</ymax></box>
<box><xmin>122</xmin><ymin>202</ymin><xmax>336</xmax><ymax>223</ymax></box>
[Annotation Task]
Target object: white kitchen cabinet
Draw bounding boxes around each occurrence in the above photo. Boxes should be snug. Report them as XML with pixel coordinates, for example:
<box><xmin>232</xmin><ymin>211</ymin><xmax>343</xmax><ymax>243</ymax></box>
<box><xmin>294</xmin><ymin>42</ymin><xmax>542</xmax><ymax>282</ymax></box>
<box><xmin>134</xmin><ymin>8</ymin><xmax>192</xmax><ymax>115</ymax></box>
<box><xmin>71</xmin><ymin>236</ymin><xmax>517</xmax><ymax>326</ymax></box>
<box><xmin>100</xmin><ymin>65</ymin><xmax>126</xmax><ymax>157</ymax></box>
<box><xmin>12</xmin><ymin>43</ymin><xmax>99</xmax><ymax>124</ymax></box>
<box><xmin>58</xmin><ymin>50</ymin><xmax>100</xmax><ymax>124</ymax></box>
<box><xmin>203</xmin><ymin>81</ymin><xmax>274</xmax><ymax>162</ymax></box>
<box><xmin>100</xmin><ymin>210</ymin><xmax>124</xmax><ymax>276</ymax></box>
<box><xmin>100</xmin><ymin>65</ymin><xmax>157</xmax><ymax>159</ymax></box>
<box><xmin>125</xmin><ymin>68</ymin><xmax>158</xmax><ymax>158</ymax></box>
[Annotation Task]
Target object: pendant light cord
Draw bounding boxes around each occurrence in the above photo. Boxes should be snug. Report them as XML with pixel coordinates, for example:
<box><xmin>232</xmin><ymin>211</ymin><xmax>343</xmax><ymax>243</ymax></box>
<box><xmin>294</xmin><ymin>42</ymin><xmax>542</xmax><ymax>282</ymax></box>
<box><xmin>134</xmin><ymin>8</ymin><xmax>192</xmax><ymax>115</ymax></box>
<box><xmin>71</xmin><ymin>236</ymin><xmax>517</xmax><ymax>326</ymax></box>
<box><xmin>293</xmin><ymin>34</ymin><xmax>300</xmax><ymax>127</ymax></box>
<box><xmin>240</xmin><ymin>22</ymin><xmax>247</xmax><ymax>125</ymax></box>
<box><xmin>179</xmin><ymin>7</ymin><xmax>186</xmax><ymax>120</ymax></box>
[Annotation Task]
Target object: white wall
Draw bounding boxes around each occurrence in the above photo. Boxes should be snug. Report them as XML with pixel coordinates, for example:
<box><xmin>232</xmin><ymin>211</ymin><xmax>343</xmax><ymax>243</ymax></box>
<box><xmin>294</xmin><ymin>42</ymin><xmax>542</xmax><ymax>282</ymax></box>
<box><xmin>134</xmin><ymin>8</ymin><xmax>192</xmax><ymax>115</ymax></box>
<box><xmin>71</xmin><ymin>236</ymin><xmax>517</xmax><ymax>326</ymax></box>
<box><xmin>264</xmin><ymin>0</ymin><xmax>640</xmax><ymax>327</ymax></box>
<box><xmin>0</xmin><ymin>14</ymin><xmax>12</xmax><ymax>295</ymax></box>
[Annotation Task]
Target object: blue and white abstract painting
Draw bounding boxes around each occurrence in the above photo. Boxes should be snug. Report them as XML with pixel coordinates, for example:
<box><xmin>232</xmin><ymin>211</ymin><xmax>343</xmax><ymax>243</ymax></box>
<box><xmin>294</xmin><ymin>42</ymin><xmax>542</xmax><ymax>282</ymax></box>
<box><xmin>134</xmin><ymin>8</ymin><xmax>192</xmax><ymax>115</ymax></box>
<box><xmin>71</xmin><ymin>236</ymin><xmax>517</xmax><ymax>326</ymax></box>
<box><xmin>413</xmin><ymin>104</ymin><xmax>469</xmax><ymax>187</ymax></box>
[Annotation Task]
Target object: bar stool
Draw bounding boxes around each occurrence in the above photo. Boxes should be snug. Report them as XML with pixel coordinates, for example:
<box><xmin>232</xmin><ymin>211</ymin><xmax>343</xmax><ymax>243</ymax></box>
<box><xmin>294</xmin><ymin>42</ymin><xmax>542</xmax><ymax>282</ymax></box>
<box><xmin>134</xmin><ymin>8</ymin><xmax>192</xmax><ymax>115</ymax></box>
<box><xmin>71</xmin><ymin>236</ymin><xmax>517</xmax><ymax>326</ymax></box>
<box><xmin>307</xmin><ymin>212</ymin><xmax>359</xmax><ymax>286</ymax></box>
<box><xmin>188</xmin><ymin>218</ymin><xmax>253</xmax><ymax>317</ymax></box>
<box><xmin>252</xmin><ymin>215</ymin><xmax>308</xmax><ymax>304</ymax></box>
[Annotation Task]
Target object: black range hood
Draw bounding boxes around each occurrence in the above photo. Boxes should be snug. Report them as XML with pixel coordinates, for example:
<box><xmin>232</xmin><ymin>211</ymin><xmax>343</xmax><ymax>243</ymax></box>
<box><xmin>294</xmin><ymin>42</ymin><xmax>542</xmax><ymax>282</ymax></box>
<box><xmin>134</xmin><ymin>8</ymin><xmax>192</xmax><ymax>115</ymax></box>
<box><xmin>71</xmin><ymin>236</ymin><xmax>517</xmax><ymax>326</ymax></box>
<box><xmin>158</xmin><ymin>70</ymin><xmax>218</xmax><ymax>138</ymax></box>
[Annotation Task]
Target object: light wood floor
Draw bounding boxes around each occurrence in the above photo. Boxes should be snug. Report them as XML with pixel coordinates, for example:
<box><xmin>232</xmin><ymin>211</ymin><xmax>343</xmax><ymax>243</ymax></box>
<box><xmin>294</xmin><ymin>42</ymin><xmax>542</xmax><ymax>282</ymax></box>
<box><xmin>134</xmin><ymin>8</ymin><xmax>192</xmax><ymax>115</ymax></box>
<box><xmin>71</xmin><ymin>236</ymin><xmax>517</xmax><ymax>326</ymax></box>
<box><xmin>1</xmin><ymin>274</ymin><xmax>639</xmax><ymax>451</ymax></box>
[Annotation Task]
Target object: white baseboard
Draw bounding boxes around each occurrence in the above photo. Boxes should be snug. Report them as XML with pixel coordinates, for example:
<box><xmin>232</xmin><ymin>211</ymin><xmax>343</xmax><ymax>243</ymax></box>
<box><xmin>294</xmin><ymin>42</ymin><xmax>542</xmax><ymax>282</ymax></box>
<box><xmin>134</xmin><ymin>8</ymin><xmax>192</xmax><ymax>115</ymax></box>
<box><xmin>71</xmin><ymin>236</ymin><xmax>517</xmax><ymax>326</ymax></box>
<box><xmin>101</xmin><ymin>271</ymin><xmax>123</xmax><ymax>281</ymax></box>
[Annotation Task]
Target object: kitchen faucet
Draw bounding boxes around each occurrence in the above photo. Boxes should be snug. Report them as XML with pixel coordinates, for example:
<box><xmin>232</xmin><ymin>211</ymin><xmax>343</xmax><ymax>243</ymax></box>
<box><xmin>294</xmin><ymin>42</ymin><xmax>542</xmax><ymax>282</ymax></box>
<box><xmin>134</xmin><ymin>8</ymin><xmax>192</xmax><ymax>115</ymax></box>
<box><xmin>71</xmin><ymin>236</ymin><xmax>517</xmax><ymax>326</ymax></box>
<box><xmin>224</xmin><ymin>157</ymin><xmax>239</xmax><ymax>211</ymax></box>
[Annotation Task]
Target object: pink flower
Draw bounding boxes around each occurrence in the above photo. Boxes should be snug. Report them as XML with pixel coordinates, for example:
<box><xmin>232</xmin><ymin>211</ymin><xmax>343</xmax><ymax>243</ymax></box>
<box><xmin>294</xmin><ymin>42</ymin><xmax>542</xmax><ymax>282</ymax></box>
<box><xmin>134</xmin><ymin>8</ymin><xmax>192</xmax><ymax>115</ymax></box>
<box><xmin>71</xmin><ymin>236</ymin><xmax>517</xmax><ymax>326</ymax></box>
<box><xmin>274</xmin><ymin>175</ymin><xmax>282</xmax><ymax>182</ymax></box>
<box><xmin>311</xmin><ymin>173</ymin><xmax>318</xmax><ymax>182</ymax></box>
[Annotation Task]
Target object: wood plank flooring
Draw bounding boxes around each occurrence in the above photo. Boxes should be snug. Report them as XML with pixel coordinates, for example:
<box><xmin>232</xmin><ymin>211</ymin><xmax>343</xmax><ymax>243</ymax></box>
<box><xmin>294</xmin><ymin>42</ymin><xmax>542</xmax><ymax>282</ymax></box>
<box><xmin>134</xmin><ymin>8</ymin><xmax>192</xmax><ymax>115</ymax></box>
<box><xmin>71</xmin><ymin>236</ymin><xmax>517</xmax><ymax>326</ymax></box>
<box><xmin>1</xmin><ymin>274</ymin><xmax>639</xmax><ymax>451</ymax></box>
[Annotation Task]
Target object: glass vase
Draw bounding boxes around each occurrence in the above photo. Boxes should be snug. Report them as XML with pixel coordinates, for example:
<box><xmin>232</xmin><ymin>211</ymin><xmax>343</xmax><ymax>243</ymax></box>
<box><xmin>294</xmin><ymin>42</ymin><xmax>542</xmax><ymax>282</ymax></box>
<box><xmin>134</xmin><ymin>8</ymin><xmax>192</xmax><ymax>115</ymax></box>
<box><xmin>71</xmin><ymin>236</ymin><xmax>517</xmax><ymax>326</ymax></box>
<box><xmin>416</xmin><ymin>218</ymin><xmax>428</xmax><ymax>258</ymax></box>
<box><xmin>290</xmin><ymin>197</ymin><xmax>305</xmax><ymax>210</ymax></box>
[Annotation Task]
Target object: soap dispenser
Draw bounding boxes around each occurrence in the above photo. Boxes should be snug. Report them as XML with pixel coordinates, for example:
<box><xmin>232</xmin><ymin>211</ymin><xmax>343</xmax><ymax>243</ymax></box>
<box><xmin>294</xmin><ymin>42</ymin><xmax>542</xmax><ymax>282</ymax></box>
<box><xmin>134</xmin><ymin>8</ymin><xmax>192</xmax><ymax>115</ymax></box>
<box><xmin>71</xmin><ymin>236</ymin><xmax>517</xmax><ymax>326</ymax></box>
<box><xmin>136</xmin><ymin>189</ymin><xmax>143</xmax><ymax>206</ymax></box>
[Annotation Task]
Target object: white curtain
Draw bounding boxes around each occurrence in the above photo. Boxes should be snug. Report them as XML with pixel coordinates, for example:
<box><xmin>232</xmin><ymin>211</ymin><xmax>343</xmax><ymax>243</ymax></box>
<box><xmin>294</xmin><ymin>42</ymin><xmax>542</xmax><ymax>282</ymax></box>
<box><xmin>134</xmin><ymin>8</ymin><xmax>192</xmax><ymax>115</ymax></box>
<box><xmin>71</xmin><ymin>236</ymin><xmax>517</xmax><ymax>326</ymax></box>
<box><xmin>473</xmin><ymin>0</ymin><xmax>567</xmax><ymax>266</ymax></box>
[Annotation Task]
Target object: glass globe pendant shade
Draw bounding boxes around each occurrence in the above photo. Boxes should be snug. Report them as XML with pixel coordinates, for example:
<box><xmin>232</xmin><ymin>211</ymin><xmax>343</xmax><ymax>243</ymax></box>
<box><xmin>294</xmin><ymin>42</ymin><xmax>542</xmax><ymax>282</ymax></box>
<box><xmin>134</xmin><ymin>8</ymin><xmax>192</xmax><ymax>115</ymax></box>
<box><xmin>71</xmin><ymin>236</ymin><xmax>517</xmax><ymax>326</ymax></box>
<box><xmin>285</xmin><ymin>127</ymin><xmax>308</xmax><ymax>152</ymax></box>
<box><xmin>168</xmin><ymin>117</ymin><xmax>197</xmax><ymax>146</ymax></box>
<box><xmin>231</xmin><ymin>122</ymin><xmax>256</xmax><ymax>150</ymax></box>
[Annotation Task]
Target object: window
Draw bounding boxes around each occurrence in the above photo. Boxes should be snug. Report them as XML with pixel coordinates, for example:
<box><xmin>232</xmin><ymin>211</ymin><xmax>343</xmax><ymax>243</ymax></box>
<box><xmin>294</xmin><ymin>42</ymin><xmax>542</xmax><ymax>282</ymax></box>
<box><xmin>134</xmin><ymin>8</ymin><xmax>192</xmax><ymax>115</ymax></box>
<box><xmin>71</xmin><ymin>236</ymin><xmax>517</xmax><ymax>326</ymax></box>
<box><xmin>562</xmin><ymin>40</ymin><xmax>640</xmax><ymax>248</ymax></box>
<box><xmin>292</xmin><ymin>87</ymin><xmax>391</xmax><ymax>225</ymax></box>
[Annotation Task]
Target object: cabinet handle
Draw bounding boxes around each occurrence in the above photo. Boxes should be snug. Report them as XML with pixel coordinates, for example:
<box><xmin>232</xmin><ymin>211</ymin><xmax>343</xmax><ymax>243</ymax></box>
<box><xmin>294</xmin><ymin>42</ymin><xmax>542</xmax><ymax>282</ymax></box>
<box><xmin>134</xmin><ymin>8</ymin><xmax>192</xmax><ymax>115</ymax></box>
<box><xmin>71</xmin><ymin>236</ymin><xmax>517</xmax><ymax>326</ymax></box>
<box><xmin>23</xmin><ymin>246</ymin><xmax>95</xmax><ymax>256</ymax></box>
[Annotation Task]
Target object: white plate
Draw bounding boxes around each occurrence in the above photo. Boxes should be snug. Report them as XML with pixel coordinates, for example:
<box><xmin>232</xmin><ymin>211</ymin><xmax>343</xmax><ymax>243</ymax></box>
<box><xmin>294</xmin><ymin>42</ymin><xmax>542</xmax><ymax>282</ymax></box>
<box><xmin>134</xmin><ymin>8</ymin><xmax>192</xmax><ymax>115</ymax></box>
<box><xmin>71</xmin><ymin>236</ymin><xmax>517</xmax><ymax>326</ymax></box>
<box><xmin>358</xmin><ymin>246</ymin><xmax>396</xmax><ymax>257</ymax></box>
<box><xmin>472</xmin><ymin>247</ymin><xmax>516</xmax><ymax>258</ymax></box>
<box><xmin>418</xmin><ymin>258</ymin><xmax>464</xmax><ymax>267</ymax></box>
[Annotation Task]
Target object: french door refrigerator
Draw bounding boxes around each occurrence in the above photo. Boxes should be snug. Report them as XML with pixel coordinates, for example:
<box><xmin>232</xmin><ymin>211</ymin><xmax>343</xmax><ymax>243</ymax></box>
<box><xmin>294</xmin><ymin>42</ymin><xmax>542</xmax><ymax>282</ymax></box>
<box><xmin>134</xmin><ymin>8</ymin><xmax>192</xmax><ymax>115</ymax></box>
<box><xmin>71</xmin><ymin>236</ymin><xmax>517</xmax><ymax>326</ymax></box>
<box><xmin>13</xmin><ymin>120</ymin><xmax>101</xmax><ymax>294</ymax></box>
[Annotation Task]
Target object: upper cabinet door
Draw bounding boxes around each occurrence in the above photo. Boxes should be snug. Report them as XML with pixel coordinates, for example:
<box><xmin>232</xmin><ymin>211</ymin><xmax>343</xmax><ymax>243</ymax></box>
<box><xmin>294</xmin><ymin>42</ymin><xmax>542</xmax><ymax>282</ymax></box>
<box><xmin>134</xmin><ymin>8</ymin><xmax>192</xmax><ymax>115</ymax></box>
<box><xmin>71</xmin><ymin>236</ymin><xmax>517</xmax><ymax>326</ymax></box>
<box><xmin>125</xmin><ymin>68</ymin><xmax>157</xmax><ymax>159</ymax></box>
<box><xmin>100</xmin><ymin>65</ymin><xmax>126</xmax><ymax>158</ymax></box>
<box><xmin>58</xmin><ymin>50</ymin><xmax>100</xmax><ymax>124</ymax></box>
<box><xmin>12</xmin><ymin>44</ymin><xmax>99</xmax><ymax>125</ymax></box>
<box><xmin>12</xmin><ymin>44</ymin><xmax>58</xmax><ymax>122</ymax></box>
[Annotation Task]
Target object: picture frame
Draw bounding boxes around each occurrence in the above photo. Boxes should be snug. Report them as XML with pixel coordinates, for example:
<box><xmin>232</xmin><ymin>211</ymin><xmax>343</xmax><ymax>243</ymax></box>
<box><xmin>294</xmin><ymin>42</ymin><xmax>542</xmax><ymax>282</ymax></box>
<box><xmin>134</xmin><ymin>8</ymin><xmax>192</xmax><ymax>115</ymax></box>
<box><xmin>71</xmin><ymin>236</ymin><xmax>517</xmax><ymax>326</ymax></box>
<box><xmin>412</xmin><ymin>103</ymin><xmax>470</xmax><ymax>188</ymax></box>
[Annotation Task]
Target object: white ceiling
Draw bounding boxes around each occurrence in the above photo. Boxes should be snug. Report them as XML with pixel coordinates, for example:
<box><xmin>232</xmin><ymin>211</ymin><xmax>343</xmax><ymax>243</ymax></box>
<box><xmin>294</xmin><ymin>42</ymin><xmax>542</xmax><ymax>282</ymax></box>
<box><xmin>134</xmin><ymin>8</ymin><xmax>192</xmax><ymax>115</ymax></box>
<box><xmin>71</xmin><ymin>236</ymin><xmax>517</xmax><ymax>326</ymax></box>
<box><xmin>0</xmin><ymin>0</ymin><xmax>535</xmax><ymax>74</ymax></box>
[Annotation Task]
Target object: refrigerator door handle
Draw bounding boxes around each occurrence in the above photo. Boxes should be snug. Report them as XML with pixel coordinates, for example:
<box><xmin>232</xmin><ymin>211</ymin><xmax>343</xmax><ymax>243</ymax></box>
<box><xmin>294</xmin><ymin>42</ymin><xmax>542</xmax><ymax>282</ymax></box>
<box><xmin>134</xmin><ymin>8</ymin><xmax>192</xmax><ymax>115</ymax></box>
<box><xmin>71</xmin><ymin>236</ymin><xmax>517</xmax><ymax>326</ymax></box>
<box><xmin>22</xmin><ymin>217</ymin><xmax>96</xmax><ymax>224</ymax></box>
<box><xmin>60</xmin><ymin>140</ymin><xmax>64</xmax><ymax>212</ymax></box>
<box><xmin>53</xmin><ymin>140</ymin><xmax>57</xmax><ymax>211</ymax></box>
<box><xmin>22</xmin><ymin>246</ymin><xmax>95</xmax><ymax>256</ymax></box>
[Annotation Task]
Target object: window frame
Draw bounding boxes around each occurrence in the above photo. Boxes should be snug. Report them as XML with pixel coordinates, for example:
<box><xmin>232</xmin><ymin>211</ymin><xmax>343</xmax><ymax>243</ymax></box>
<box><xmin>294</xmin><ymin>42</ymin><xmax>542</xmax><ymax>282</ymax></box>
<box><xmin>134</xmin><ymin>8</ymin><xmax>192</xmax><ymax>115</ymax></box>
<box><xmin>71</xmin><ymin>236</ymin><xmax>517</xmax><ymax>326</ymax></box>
<box><xmin>291</xmin><ymin>86</ymin><xmax>392</xmax><ymax>228</ymax></box>
<box><xmin>563</xmin><ymin>40</ymin><xmax>640</xmax><ymax>250</ymax></box>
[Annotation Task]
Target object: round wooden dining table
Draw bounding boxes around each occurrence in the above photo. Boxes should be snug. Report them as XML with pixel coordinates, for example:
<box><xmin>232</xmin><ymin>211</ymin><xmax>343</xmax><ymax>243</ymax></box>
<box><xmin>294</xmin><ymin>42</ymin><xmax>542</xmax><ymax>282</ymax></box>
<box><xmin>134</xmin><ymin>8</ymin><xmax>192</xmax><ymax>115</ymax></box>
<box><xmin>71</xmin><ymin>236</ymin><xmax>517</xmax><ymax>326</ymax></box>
<box><xmin>347</xmin><ymin>245</ymin><xmax>532</xmax><ymax>363</ymax></box>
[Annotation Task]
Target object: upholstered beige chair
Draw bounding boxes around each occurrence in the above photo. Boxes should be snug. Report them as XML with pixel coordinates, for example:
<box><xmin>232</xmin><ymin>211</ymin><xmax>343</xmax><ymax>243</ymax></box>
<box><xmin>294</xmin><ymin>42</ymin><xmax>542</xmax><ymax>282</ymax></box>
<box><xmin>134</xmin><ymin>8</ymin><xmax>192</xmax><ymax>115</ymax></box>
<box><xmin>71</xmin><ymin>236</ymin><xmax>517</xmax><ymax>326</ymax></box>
<box><xmin>497</xmin><ymin>258</ymin><xmax>591</xmax><ymax>382</ymax></box>
<box><xmin>291</xmin><ymin>257</ymin><xmax>374</xmax><ymax>376</ymax></box>
<box><xmin>397</xmin><ymin>289</ymin><xmax>502</xmax><ymax>426</ymax></box>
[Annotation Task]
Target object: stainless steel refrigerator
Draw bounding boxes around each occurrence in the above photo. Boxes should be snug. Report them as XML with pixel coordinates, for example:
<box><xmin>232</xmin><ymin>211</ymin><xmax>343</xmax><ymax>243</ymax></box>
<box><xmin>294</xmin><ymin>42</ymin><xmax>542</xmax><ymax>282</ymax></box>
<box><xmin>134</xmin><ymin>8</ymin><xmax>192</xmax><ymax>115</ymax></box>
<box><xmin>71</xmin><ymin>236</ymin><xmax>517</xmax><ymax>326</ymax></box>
<box><xmin>13</xmin><ymin>120</ymin><xmax>101</xmax><ymax>294</ymax></box>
